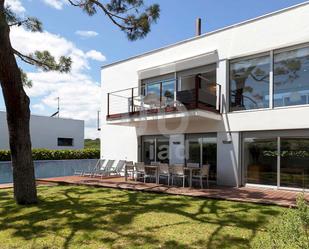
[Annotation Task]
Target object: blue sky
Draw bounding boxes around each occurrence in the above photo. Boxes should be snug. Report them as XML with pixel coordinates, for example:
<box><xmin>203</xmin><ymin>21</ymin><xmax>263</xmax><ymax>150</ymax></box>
<box><xmin>1</xmin><ymin>0</ymin><xmax>308</xmax><ymax>138</ymax></box>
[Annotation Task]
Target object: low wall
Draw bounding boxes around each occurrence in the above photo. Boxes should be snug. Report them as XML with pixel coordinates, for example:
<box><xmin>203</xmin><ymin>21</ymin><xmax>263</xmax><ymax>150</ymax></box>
<box><xmin>0</xmin><ymin>159</ymin><xmax>98</xmax><ymax>184</ymax></box>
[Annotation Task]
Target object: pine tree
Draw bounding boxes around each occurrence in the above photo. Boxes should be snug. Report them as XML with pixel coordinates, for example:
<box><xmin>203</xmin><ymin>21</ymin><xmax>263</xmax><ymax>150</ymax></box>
<box><xmin>0</xmin><ymin>0</ymin><xmax>160</xmax><ymax>205</ymax></box>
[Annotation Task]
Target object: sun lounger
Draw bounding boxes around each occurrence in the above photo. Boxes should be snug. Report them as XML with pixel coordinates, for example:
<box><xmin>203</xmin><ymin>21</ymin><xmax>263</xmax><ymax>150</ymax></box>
<box><xmin>74</xmin><ymin>159</ymin><xmax>105</xmax><ymax>177</ymax></box>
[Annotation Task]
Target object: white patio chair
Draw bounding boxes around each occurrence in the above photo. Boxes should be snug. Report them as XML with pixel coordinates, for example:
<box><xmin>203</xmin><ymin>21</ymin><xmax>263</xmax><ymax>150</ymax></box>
<box><xmin>192</xmin><ymin>164</ymin><xmax>210</xmax><ymax>188</ymax></box>
<box><xmin>158</xmin><ymin>163</ymin><xmax>170</xmax><ymax>185</ymax></box>
<box><xmin>170</xmin><ymin>165</ymin><xmax>188</xmax><ymax>188</ymax></box>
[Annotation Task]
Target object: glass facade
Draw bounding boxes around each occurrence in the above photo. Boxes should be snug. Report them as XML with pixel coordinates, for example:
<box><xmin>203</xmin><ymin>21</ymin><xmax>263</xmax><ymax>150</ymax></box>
<box><xmin>230</xmin><ymin>55</ymin><xmax>270</xmax><ymax>111</ymax></box>
<box><xmin>244</xmin><ymin>138</ymin><xmax>277</xmax><ymax>186</ymax></box>
<box><xmin>280</xmin><ymin>138</ymin><xmax>309</xmax><ymax>188</ymax></box>
<box><xmin>145</xmin><ymin>80</ymin><xmax>175</xmax><ymax>101</ymax></box>
<box><xmin>274</xmin><ymin>47</ymin><xmax>309</xmax><ymax>107</ymax></box>
<box><xmin>244</xmin><ymin>134</ymin><xmax>309</xmax><ymax>189</ymax></box>
<box><xmin>142</xmin><ymin>136</ymin><xmax>169</xmax><ymax>164</ymax></box>
<box><xmin>141</xmin><ymin>133</ymin><xmax>217</xmax><ymax>181</ymax></box>
<box><xmin>230</xmin><ymin>45</ymin><xmax>309</xmax><ymax>111</ymax></box>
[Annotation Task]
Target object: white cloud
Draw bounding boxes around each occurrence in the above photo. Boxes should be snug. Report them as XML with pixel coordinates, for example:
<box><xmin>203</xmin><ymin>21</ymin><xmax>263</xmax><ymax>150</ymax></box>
<box><xmin>42</xmin><ymin>0</ymin><xmax>66</xmax><ymax>10</ymax></box>
<box><xmin>75</xmin><ymin>30</ymin><xmax>99</xmax><ymax>38</ymax></box>
<box><xmin>32</xmin><ymin>103</ymin><xmax>45</xmax><ymax>112</ymax></box>
<box><xmin>10</xmin><ymin>27</ymin><xmax>104</xmax><ymax>139</ymax></box>
<box><xmin>86</xmin><ymin>50</ymin><xmax>106</xmax><ymax>62</ymax></box>
<box><xmin>5</xmin><ymin>0</ymin><xmax>26</xmax><ymax>14</ymax></box>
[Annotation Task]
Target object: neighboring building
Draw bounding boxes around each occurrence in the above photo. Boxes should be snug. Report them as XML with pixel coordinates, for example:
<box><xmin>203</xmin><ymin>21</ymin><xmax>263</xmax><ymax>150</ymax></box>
<box><xmin>0</xmin><ymin>111</ymin><xmax>84</xmax><ymax>150</ymax></box>
<box><xmin>101</xmin><ymin>2</ymin><xmax>309</xmax><ymax>190</ymax></box>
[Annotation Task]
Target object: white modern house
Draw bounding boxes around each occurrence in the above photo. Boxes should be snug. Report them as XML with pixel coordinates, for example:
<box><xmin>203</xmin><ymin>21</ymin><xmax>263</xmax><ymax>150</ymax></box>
<box><xmin>101</xmin><ymin>2</ymin><xmax>309</xmax><ymax>190</ymax></box>
<box><xmin>0</xmin><ymin>111</ymin><xmax>84</xmax><ymax>150</ymax></box>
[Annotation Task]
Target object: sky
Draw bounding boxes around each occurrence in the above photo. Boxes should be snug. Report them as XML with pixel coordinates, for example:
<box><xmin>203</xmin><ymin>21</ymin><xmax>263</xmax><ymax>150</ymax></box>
<box><xmin>1</xmin><ymin>0</ymin><xmax>308</xmax><ymax>139</ymax></box>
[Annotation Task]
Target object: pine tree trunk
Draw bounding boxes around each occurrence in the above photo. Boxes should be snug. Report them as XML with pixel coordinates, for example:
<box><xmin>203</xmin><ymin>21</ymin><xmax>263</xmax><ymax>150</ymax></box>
<box><xmin>0</xmin><ymin>0</ymin><xmax>37</xmax><ymax>204</ymax></box>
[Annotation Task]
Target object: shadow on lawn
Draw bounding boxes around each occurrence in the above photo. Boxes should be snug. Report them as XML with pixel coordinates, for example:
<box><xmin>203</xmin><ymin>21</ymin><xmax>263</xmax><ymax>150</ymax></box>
<box><xmin>0</xmin><ymin>186</ymin><xmax>282</xmax><ymax>249</ymax></box>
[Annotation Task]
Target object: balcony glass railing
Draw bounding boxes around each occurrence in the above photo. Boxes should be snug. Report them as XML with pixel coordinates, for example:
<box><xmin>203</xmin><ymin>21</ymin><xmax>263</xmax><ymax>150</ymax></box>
<box><xmin>107</xmin><ymin>81</ymin><xmax>221</xmax><ymax>120</ymax></box>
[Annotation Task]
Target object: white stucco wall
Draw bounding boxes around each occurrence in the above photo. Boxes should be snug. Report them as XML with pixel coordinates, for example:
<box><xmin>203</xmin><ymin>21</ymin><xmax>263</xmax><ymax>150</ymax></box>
<box><xmin>0</xmin><ymin>111</ymin><xmax>84</xmax><ymax>150</ymax></box>
<box><xmin>101</xmin><ymin>3</ymin><xmax>309</xmax><ymax>171</ymax></box>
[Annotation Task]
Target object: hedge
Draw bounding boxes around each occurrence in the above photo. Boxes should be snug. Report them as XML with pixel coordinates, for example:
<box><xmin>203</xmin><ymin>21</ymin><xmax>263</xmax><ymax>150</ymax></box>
<box><xmin>0</xmin><ymin>149</ymin><xmax>100</xmax><ymax>161</ymax></box>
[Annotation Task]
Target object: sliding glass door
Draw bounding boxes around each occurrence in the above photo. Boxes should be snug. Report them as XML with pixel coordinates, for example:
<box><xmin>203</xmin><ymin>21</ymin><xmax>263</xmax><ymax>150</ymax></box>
<box><xmin>244</xmin><ymin>133</ymin><xmax>309</xmax><ymax>189</ymax></box>
<box><xmin>244</xmin><ymin>138</ymin><xmax>277</xmax><ymax>186</ymax></box>
<box><xmin>142</xmin><ymin>136</ymin><xmax>169</xmax><ymax>164</ymax></box>
<box><xmin>186</xmin><ymin>134</ymin><xmax>217</xmax><ymax>180</ymax></box>
<box><xmin>280</xmin><ymin>138</ymin><xmax>309</xmax><ymax>189</ymax></box>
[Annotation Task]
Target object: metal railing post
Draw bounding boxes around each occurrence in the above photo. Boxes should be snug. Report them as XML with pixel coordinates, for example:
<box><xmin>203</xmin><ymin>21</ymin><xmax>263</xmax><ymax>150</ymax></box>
<box><xmin>195</xmin><ymin>75</ymin><xmax>200</xmax><ymax>108</ymax></box>
<box><xmin>216</xmin><ymin>84</ymin><xmax>221</xmax><ymax>112</ymax></box>
<box><xmin>107</xmin><ymin>93</ymin><xmax>110</xmax><ymax>117</ymax></box>
<box><xmin>160</xmin><ymin>82</ymin><xmax>162</xmax><ymax>108</ymax></box>
<box><xmin>131</xmin><ymin>87</ymin><xmax>134</xmax><ymax>113</ymax></box>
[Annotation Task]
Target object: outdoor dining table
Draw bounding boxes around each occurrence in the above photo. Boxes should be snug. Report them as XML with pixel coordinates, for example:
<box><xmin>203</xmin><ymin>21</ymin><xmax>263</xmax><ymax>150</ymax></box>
<box><xmin>184</xmin><ymin>167</ymin><xmax>201</xmax><ymax>188</ymax></box>
<box><xmin>144</xmin><ymin>165</ymin><xmax>159</xmax><ymax>184</ymax></box>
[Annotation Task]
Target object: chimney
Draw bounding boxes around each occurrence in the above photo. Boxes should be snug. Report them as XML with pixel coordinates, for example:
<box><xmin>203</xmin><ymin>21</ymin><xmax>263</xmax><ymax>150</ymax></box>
<box><xmin>196</xmin><ymin>18</ymin><xmax>201</xmax><ymax>36</ymax></box>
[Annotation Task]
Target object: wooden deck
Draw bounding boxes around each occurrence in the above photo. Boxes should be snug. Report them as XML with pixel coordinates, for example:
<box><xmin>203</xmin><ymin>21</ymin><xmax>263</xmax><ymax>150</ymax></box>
<box><xmin>35</xmin><ymin>175</ymin><xmax>309</xmax><ymax>207</ymax></box>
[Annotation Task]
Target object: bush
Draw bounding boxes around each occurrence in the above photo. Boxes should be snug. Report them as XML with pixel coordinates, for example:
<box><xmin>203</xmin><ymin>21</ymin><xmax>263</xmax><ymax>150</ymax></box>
<box><xmin>253</xmin><ymin>194</ymin><xmax>309</xmax><ymax>249</ymax></box>
<box><xmin>0</xmin><ymin>149</ymin><xmax>100</xmax><ymax>161</ymax></box>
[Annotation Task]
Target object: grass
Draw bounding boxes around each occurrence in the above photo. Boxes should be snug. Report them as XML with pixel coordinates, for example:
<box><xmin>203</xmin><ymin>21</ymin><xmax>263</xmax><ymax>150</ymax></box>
<box><xmin>0</xmin><ymin>185</ymin><xmax>285</xmax><ymax>249</ymax></box>
<box><xmin>84</xmin><ymin>139</ymin><xmax>100</xmax><ymax>150</ymax></box>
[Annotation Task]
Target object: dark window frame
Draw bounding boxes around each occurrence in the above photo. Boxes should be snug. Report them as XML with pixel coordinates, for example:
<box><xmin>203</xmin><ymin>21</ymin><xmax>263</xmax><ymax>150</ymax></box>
<box><xmin>57</xmin><ymin>137</ymin><xmax>74</xmax><ymax>147</ymax></box>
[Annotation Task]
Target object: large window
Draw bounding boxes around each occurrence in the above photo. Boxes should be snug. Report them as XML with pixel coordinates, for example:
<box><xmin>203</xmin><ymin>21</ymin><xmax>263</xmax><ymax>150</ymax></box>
<box><xmin>230</xmin><ymin>55</ymin><xmax>270</xmax><ymax>111</ymax></box>
<box><xmin>244</xmin><ymin>133</ymin><xmax>309</xmax><ymax>189</ymax></box>
<box><xmin>185</xmin><ymin>134</ymin><xmax>217</xmax><ymax>180</ymax></box>
<box><xmin>144</xmin><ymin>79</ymin><xmax>175</xmax><ymax>101</ymax></box>
<box><xmin>280</xmin><ymin>138</ymin><xmax>309</xmax><ymax>189</ymax></box>
<box><xmin>274</xmin><ymin>47</ymin><xmax>309</xmax><ymax>107</ymax></box>
<box><xmin>141</xmin><ymin>133</ymin><xmax>217</xmax><ymax>180</ymax></box>
<box><xmin>142</xmin><ymin>136</ymin><xmax>169</xmax><ymax>164</ymax></box>
<box><xmin>244</xmin><ymin>137</ymin><xmax>277</xmax><ymax>186</ymax></box>
<box><xmin>230</xmin><ymin>44</ymin><xmax>309</xmax><ymax>112</ymax></box>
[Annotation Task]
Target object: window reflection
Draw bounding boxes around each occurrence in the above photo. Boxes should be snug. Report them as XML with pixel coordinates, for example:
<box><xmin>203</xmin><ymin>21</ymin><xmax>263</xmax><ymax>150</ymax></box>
<box><xmin>230</xmin><ymin>56</ymin><xmax>270</xmax><ymax>111</ymax></box>
<box><xmin>244</xmin><ymin>138</ymin><xmax>277</xmax><ymax>186</ymax></box>
<box><xmin>274</xmin><ymin>47</ymin><xmax>309</xmax><ymax>107</ymax></box>
<box><xmin>280</xmin><ymin>138</ymin><xmax>309</xmax><ymax>188</ymax></box>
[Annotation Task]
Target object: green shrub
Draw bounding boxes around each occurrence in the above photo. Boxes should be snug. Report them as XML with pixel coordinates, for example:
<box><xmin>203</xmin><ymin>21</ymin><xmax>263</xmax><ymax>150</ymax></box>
<box><xmin>0</xmin><ymin>149</ymin><xmax>100</xmax><ymax>161</ymax></box>
<box><xmin>253</xmin><ymin>194</ymin><xmax>309</xmax><ymax>249</ymax></box>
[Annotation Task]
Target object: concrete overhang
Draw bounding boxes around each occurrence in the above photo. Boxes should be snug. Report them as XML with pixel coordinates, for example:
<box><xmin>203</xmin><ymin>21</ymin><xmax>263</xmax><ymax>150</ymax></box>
<box><xmin>106</xmin><ymin>109</ymin><xmax>222</xmax><ymax>126</ymax></box>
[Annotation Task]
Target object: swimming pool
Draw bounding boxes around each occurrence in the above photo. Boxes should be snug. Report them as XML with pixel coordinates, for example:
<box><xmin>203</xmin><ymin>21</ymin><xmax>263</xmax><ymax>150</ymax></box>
<box><xmin>0</xmin><ymin>159</ymin><xmax>98</xmax><ymax>184</ymax></box>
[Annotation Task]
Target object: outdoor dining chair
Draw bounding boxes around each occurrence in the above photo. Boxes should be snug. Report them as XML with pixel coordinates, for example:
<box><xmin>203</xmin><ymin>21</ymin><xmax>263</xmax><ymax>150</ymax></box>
<box><xmin>136</xmin><ymin>162</ymin><xmax>157</xmax><ymax>183</ymax></box>
<box><xmin>192</xmin><ymin>164</ymin><xmax>210</xmax><ymax>188</ymax></box>
<box><xmin>124</xmin><ymin>161</ymin><xmax>134</xmax><ymax>180</ymax></box>
<box><xmin>158</xmin><ymin>163</ymin><xmax>170</xmax><ymax>185</ymax></box>
<box><xmin>170</xmin><ymin>165</ymin><xmax>188</xmax><ymax>188</ymax></box>
<box><xmin>135</xmin><ymin>162</ymin><xmax>146</xmax><ymax>182</ymax></box>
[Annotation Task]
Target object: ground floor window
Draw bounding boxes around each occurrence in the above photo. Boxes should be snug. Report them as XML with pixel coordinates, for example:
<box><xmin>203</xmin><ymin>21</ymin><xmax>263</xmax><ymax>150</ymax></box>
<box><xmin>243</xmin><ymin>133</ymin><xmax>309</xmax><ymax>189</ymax></box>
<box><xmin>141</xmin><ymin>133</ymin><xmax>217</xmax><ymax>180</ymax></box>
<box><xmin>185</xmin><ymin>134</ymin><xmax>217</xmax><ymax>180</ymax></box>
<box><xmin>280</xmin><ymin>138</ymin><xmax>309</xmax><ymax>188</ymax></box>
<box><xmin>244</xmin><ymin>138</ymin><xmax>277</xmax><ymax>186</ymax></box>
<box><xmin>142</xmin><ymin>135</ymin><xmax>169</xmax><ymax>164</ymax></box>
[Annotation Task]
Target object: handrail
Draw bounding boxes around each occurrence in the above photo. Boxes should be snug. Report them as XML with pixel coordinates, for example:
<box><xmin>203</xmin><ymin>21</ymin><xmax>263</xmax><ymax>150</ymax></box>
<box><xmin>107</xmin><ymin>82</ymin><xmax>222</xmax><ymax>118</ymax></box>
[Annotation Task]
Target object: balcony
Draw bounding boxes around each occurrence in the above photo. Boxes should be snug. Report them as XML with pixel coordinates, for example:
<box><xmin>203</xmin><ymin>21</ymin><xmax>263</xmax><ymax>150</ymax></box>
<box><xmin>106</xmin><ymin>77</ymin><xmax>222</xmax><ymax>125</ymax></box>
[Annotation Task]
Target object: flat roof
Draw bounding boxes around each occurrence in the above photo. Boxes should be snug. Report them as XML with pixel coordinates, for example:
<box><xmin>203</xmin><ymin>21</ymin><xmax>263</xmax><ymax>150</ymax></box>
<box><xmin>0</xmin><ymin>110</ymin><xmax>84</xmax><ymax>122</ymax></box>
<box><xmin>101</xmin><ymin>1</ymin><xmax>309</xmax><ymax>69</ymax></box>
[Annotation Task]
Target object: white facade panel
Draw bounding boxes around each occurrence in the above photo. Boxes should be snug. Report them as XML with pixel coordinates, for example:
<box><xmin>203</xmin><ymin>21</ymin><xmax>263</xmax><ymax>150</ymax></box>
<box><xmin>0</xmin><ymin>111</ymin><xmax>84</xmax><ymax>150</ymax></box>
<box><xmin>101</xmin><ymin>3</ymin><xmax>309</xmax><ymax>187</ymax></box>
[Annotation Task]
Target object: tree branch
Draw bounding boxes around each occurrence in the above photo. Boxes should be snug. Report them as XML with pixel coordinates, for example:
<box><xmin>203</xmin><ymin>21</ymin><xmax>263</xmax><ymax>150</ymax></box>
<box><xmin>67</xmin><ymin>0</ymin><xmax>134</xmax><ymax>30</ymax></box>
<box><xmin>13</xmin><ymin>49</ymin><xmax>48</xmax><ymax>68</ymax></box>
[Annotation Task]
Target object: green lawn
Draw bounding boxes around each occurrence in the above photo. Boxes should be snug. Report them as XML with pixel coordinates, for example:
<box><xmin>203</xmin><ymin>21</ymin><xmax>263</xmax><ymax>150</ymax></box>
<box><xmin>0</xmin><ymin>185</ymin><xmax>284</xmax><ymax>249</ymax></box>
